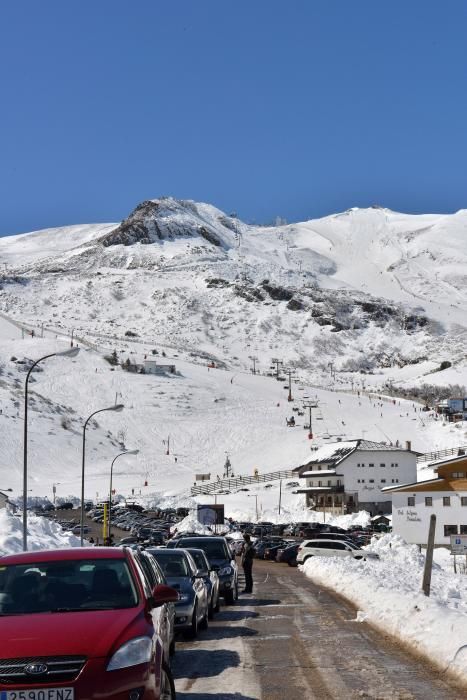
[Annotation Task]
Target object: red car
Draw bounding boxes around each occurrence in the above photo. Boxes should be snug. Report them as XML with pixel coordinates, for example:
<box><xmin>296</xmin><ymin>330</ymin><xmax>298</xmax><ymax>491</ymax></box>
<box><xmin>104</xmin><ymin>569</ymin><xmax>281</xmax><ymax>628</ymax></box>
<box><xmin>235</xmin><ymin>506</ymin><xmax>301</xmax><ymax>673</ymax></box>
<box><xmin>0</xmin><ymin>547</ymin><xmax>179</xmax><ymax>700</ymax></box>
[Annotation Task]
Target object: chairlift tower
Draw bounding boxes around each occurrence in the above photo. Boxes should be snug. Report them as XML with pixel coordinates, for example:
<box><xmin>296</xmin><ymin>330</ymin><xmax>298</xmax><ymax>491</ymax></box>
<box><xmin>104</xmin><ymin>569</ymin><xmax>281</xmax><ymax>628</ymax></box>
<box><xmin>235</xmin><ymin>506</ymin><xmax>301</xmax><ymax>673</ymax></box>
<box><xmin>224</xmin><ymin>453</ymin><xmax>233</xmax><ymax>478</ymax></box>
<box><xmin>271</xmin><ymin>358</ymin><xmax>283</xmax><ymax>378</ymax></box>
<box><xmin>303</xmin><ymin>401</ymin><xmax>315</xmax><ymax>439</ymax></box>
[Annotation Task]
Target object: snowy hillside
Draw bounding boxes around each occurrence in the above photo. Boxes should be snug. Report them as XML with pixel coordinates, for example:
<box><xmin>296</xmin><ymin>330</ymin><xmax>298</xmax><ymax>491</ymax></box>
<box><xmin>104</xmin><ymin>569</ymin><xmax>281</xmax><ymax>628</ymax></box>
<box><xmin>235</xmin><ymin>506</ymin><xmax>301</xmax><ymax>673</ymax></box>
<box><xmin>0</xmin><ymin>197</ymin><xmax>466</xmax><ymax>513</ymax></box>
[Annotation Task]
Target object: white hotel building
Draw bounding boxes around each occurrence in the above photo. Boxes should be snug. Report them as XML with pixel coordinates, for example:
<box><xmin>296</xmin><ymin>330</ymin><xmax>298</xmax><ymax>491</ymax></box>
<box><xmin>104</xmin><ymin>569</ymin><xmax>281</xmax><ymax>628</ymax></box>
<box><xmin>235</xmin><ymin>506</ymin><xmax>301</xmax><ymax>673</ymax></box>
<box><xmin>295</xmin><ymin>439</ymin><xmax>418</xmax><ymax>516</ymax></box>
<box><xmin>384</xmin><ymin>452</ymin><xmax>467</xmax><ymax>545</ymax></box>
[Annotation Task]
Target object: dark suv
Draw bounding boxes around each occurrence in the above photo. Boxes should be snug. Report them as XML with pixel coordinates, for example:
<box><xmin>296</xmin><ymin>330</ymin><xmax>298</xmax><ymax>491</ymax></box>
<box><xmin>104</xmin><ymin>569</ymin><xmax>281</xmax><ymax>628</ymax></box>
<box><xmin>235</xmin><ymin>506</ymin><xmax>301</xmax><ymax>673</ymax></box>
<box><xmin>173</xmin><ymin>536</ymin><xmax>238</xmax><ymax>604</ymax></box>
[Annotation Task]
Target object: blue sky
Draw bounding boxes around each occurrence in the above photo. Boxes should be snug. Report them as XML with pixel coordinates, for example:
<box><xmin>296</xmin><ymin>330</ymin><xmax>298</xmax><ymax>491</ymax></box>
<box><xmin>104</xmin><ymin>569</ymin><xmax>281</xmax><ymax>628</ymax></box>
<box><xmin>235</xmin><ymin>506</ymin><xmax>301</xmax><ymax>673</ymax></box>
<box><xmin>0</xmin><ymin>1</ymin><xmax>466</xmax><ymax>235</ymax></box>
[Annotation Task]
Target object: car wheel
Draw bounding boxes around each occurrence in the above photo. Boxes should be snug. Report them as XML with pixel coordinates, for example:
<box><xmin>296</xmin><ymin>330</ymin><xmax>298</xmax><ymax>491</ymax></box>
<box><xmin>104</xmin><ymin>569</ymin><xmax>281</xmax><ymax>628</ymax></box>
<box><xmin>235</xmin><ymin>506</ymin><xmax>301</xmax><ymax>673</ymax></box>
<box><xmin>208</xmin><ymin>597</ymin><xmax>214</xmax><ymax>620</ymax></box>
<box><xmin>160</xmin><ymin>660</ymin><xmax>176</xmax><ymax>700</ymax></box>
<box><xmin>354</xmin><ymin>556</ymin><xmax>363</xmax><ymax>560</ymax></box>
<box><xmin>224</xmin><ymin>589</ymin><xmax>235</xmax><ymax>605</ymax></box>
<box><xmin>200</xmin><ymin>607</ymin><xmax>209</xmax><ymax>630</ymax></box>
<box><xmin>214</xmin><ymin>592</ymin><xmax>220</xmax><ymax>612</ymax></box>
<box><xmin>169</xmin><ymin>637</ymin><xmax>176</xmax><ymax>657</ymax></box>
<box><xmin>185</xmin><ymin>603</ymin><xmax>198</xmax><ymax>639</ymax></box>
<box><xmin>303</xmin><ymin>555</ymin><xmax>312</xmax><ymax>563</ymax></box>
<box><xmin>235</xmin><ymin>580</ymin><xmax>239</xmax><ymax>601</ymax></box>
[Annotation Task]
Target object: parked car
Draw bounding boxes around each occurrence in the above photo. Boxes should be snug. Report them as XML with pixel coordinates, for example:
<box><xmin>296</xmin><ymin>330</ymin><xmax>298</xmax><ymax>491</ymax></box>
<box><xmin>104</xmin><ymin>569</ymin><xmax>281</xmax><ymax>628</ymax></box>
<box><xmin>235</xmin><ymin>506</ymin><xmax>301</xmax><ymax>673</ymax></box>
<box><xmin>148</xmin><ymin>547</ymin><xmax>209</xmax><ymax>638</ymax></box>
<box><xmin>276</xmin><ymin>543</ymin><xmax>301</xmax><ymax>566</ymax></box>
<box><xmin>296</xmin><ymin>539</ymin><xmax>380</xmax><ymax>564</ymax></box>
<box><xmin>0</xmin><ymin>547</ymin><xmax>178</xmax><ymax>699</ymax></box>
<box><xmin>186</xmin><ymin>548</ymin><xmax>220</xmax><ymax>619</ymax></box>
<box><xmin>173</xmin><ymin>536</ymin><xmax>239</xmax><ymax>605</ymax></box>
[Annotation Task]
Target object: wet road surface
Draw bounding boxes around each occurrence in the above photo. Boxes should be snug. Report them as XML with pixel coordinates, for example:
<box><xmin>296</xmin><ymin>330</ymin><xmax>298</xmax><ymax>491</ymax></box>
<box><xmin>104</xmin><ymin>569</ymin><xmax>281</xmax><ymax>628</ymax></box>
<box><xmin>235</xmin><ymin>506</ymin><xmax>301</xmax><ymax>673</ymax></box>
<box><xmin>172</xmin><ymin>559</ymin><xmax>466</xmax><ymax>700</ymax></box>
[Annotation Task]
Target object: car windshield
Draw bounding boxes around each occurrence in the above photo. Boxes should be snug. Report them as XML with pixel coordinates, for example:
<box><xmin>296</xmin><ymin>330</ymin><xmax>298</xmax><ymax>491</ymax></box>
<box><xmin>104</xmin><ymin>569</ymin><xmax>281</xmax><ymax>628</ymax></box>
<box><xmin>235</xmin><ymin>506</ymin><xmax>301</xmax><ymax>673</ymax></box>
<box><xmin>180</xmin><ymin>539</ymin><xmax>229</xmax><ymax>560</ymax></box>
<box><xmin>150</xmin><ymin>551</ymin><xmax>190</xmax><ymax>577</ymax></box>
<box><xmin>0</xmin><ymin>559</ymin><xmax>138</xmax><ymax>615</ymax></box>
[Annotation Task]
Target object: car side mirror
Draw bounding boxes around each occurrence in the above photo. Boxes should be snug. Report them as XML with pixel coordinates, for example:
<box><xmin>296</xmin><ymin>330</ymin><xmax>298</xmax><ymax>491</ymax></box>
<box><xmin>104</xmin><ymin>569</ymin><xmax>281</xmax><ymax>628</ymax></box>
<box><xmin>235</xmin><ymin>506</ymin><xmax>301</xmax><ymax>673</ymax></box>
<box><xmin>150</xmin><ymin>584</ymin><xmax>179</xmax><ymax>608</ymax></box>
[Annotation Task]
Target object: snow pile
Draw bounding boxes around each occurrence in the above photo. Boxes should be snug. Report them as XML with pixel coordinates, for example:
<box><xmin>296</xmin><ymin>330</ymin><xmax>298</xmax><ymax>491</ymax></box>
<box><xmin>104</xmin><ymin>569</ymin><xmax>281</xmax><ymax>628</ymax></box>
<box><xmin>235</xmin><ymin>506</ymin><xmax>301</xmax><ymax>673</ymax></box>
<box><xmin>0</xmin><ymin>510</ymin><xmax>81</xmax><ymax>556</ymax></box>
<box><xmin>301</xmin><ymin>533</ymin><xmax>467</xmax><ymax>680</ymax></box>
<box><xmin>170</xmin><ymin>515</ymin><xmax>215</xmax><ymax>537</ymax></box>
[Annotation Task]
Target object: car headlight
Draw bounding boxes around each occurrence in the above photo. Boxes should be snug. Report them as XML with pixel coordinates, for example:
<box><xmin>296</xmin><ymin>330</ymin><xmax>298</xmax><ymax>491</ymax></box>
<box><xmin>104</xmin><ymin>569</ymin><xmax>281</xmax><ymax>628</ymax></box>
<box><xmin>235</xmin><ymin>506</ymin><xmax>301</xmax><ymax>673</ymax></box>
<box><xmin>219</xmin><ymin>566</ymin><xmax>233</xmax><ymax>576</ymax></box>
<box><xmin>107</xmin><ymin>637</ymin><xmax>153</xmax><ymax>671</ymax></box>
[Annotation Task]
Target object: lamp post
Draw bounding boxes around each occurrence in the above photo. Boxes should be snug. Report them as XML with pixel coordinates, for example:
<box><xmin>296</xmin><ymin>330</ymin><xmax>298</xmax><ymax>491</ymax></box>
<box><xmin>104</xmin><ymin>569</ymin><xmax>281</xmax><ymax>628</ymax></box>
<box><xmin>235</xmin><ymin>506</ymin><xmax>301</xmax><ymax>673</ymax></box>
<box><xmin>52</xmin><ymin>482</ymin><xmax>60</xmax><ymax>507</ymax></box>
<box><xmin>23</xmin><ymin>347</ymin><xmax>80</xmax><ymax>551</ymax></box>
<box><xmin>247</xmin><ymin>494</ymin><xmax>259</xmax><ymax>522</ymax></box>
<box><xmin>108</xmin><ymin>449</ymin><xmax>139</xmax><ymax>539</ymax></box>
<box><xmin>80</xmin><ymin>404</ymin><xmax>124</xmax><ymax>546</ymax></box>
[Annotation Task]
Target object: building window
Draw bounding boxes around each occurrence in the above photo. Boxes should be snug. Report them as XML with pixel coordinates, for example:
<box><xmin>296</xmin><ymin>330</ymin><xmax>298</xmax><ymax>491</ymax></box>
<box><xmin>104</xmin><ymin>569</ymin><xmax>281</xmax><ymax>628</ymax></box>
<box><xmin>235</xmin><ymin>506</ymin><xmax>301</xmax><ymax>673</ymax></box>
<box><xmin>318</xmin><ymin>481</ymin><xmax>322</xmax><ymax>487</ymax></box>
<box><xmin>391</xmin><ymin>479</ymin><xmax>395</xmax><ymax>483</ymax></box>
<box><xmin>425</xmin><ymin>497</ymin><xmax>432</xmax><ymax>506</ymax></box>
<box><xmin>381</xmin><ymin>479</ymin><xmax>386</xmax><ymax>484</ymax></box>
<box><xmin>380</xmin><ymin>463</ymin><xmax>385</xmax><ymax>468</ymax></box>
<box><xmin>369</xmin><ymin>463</ymin><xmax>374</xmax><ymax>467</ymax></box>
<box><xmin>337</xmin><ymin>480</ymin><xmax>341</xmax><ymax>486</ymax></box>
<box><xmin>396</xmin><ymin>479</ymin><xmax>399</xmax><ymax>483</ymax></box>
<box><xmin>361</xmin><ymin>479</ymin><xmax>365</xmax><ymax>483</ymax></box>
<box><xmin>452</xmin><ymin>472</ymin><xmax>466</xmax><ymax>479</ymax></box>
<box><xmin>444</xmin><ymin>525</ymin><xmax>458</xmax><ymax>536</ymax></box>
<box><xmin>327</xmin><ymin>480</ymin><xmax>331</xmax><ymax>486</ymax></box>
<box><xmin>369</xmin><ymin>479</ymin><xmax>374</xmax><ymax>483</ymax></box>
<box><xmin>407</xmin><ymin>497</ymin><xmax>415</xmax><ymax>507</ymax></box>
<box><xmin>460</xmin><ymin>525</ymin><xmax>467</xmax><ymax>535</ymax></box>
<box><xmin>461</xmin><ymin>497</ymin><xmax>467</xmax><ymax>506</ymax></box>
<box><xmin>443</xmin><ymin>497</ymin><xmax>451</xmax><ymax>507</ymax></box>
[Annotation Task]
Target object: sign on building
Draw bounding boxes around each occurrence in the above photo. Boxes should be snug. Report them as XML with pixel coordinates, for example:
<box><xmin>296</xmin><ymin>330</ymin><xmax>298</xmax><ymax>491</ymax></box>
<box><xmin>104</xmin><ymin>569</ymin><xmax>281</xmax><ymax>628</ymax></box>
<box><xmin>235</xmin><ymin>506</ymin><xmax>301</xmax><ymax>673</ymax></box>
<box><xmin>450</xmin><ymin>535</ymin><xmax>467</xmax><ymax>555</ymax></box>
<box><xmin>197</xmin><ymin>504</ymin><xmax>224</xmax><ymax>526</ymax></box>
<box><xmin>195</xmin><ymin>473</ymin><xmax>211</xmax><ymax>482</ymax></box>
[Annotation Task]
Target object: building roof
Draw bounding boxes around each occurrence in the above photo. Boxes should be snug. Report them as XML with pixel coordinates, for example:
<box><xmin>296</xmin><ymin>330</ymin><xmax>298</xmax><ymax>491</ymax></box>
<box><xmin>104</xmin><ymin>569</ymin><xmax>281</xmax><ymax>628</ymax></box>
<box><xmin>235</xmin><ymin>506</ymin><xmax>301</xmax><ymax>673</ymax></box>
<box><xmin>295</xmin><ymin>439</ymin><xmax>416</xmax><ymax>472</ymax></box>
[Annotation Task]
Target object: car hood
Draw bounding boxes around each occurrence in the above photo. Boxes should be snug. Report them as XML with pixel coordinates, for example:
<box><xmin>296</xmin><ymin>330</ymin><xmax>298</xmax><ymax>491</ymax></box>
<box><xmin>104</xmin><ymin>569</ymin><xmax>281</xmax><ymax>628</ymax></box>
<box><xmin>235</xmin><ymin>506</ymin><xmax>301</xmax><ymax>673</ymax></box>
<box><xmin>208</xmin><ymin>558</ymin><xmax>231</xmax><ymax>569</ymax></box>
<box><xmin>0</xmin><ymin>607</ymin><xmax>147</xmax><ymax>659</ymax></box>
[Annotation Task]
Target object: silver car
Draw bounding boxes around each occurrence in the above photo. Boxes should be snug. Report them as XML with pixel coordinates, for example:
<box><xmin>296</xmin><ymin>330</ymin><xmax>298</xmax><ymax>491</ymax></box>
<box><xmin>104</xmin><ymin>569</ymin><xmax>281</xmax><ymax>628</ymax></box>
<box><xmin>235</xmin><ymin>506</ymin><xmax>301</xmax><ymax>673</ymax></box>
<box><xmin>148</xmin><ymin>548</ymin><xmax>209</xmax><ymax>638</ymax></box>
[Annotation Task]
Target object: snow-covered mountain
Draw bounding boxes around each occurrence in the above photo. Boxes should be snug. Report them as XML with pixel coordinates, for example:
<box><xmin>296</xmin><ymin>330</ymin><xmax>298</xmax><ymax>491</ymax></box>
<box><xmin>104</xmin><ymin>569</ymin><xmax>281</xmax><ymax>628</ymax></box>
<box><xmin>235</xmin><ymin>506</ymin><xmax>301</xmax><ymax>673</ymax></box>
<box><xmin>0</xmin><ymin>197</ymin><xmax>466</xmax><ymax>513</ymax></box>
<box><xmin>1</xmin><ymin>197</ymin><xmax>466</xmax><ymax>382</ymax></box>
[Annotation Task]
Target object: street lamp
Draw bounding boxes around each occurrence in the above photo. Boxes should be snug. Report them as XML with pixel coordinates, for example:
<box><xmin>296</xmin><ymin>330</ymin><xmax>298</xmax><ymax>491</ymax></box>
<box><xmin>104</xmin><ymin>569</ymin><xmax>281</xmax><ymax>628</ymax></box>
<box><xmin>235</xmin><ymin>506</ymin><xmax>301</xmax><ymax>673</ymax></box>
<box><xmin>247</xmin><ymin>494</ymin><xmax>259</xmax><ymax>522</ymax></box>
<box><xmin>80</xmin><ymin>404</ymin><xmax>124</xmax><ymax>545</ymax></box>
<box><xmin>108</xmin><ymin>449</ymin><xmax>139</xmax><ymax>538</ymax></box>
<box><xmin>23</xmin><ymin>346</ymin><xmax>80</xmax><ymax>551</ymax></box>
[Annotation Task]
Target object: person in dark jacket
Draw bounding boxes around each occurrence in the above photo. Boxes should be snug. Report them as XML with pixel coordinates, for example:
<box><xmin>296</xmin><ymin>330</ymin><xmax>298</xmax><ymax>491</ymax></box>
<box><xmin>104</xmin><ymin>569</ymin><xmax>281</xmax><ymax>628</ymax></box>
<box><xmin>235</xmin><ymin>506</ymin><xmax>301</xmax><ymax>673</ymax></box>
<box><xmin>241</xmin><ymin>533</ymin><xmax>254</xmax><ymax>593</ymax></box>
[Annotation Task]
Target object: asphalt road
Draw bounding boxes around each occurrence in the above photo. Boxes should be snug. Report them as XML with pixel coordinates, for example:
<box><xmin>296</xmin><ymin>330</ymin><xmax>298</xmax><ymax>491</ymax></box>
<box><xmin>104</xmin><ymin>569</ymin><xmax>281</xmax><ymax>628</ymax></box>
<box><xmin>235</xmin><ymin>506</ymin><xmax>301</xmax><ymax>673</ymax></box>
<box><xmin>172</xmin><ymin>559</ymin><xmax>466</xmax><ymax>700</ymax></box>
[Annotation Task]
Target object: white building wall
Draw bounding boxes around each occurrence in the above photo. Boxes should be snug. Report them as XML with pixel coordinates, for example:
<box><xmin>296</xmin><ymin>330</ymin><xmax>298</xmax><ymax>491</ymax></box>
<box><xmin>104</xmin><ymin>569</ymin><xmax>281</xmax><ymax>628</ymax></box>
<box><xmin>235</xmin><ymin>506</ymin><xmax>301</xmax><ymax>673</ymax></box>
<box><xmin>343</xmin><ymin>450</ymin><xmax>417</xmax><ymax>505</ymax></box>
<box><xmin>392</xmin><ymin>491</ymin><xmax>467</xmax><ymax>545</ymax></box>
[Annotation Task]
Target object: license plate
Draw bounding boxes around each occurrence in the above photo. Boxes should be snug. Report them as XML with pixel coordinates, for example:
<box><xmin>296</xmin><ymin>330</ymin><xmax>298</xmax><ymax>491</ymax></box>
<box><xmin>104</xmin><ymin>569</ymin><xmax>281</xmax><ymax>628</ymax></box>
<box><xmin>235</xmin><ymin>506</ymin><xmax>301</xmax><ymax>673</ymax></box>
<box><xmin>1</xmin><ymin>689</ymin><xmax>74</xmax><ymax>700</ymax></box>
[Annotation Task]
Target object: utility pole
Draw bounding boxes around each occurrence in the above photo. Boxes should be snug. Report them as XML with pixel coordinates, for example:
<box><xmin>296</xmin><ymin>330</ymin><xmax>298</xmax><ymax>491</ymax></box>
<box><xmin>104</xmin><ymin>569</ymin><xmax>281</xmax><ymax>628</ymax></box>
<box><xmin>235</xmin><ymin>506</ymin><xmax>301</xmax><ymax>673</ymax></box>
<box><xmin>166</xmin><ymin>435</ymin><xmax>170</xmax><ymax>456</ymax></box>
<box><xmin>249</xmin><ymin>355</ymin><xmax>258</xmax><ymax>375</ymax></box>
<box><xmin>278</xmin><ymin>479</ymin><xmax>282</xmax><ymax>514</ymax></box>
<box><xmin>286</xmin><ymin>368</ymin><xmax>295</xmax><ymax>402</ymax></box>
<box><xmin>224</xmin><ymin>454</ymin><xmax>233</xmax><ymax>478</ymax></box>
<box><xmin>303</xmin><ymin>402</ymin><xmax>314</xmax><ymax>439</ymax></box>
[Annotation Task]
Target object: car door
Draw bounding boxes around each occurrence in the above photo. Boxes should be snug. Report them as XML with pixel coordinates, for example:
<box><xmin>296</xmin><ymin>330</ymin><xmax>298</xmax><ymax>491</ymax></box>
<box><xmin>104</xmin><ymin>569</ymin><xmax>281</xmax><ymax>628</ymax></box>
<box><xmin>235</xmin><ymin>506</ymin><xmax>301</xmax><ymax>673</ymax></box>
<box><xmin>331</xmin><ymin>542</ymin><xmax>350</xmax><ymax>558</ymax></box>
<box><xmin>133</xmin><ymin>551</ymin><xmax>170</xmax><ymax>661</ymax></box>
<box><xmin>185</xmin><ymin>554</ymin><xmax>208</xmax><ymax>621</ymax></box>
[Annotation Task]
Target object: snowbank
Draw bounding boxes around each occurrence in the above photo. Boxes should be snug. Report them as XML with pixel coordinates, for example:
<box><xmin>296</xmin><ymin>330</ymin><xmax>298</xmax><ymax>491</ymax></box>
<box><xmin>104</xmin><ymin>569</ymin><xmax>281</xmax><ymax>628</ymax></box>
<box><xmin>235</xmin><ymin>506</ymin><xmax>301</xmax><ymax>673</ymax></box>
<box><xmin>0</xmin><ymin>511</ymin><xmax>81</xmax><ymax>556</ymax></box>
<box><xmin>170</xmin><ymin>515</ymin><xmax>217</xmax><ymax>537</ymax></box>
<box><xmin>301</xmin><ymin>533</ymin><xmax>467</xmax><ymax>681</ymax></box>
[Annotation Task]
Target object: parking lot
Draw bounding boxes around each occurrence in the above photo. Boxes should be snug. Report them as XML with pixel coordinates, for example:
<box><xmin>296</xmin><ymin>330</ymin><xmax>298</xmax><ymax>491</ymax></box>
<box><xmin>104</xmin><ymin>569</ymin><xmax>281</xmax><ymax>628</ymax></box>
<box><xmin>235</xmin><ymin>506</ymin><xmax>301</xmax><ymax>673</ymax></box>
<box><xmin>173</xmin><ymin>559</ymin><xmax>465</xmax><ymax>700</ymax></box>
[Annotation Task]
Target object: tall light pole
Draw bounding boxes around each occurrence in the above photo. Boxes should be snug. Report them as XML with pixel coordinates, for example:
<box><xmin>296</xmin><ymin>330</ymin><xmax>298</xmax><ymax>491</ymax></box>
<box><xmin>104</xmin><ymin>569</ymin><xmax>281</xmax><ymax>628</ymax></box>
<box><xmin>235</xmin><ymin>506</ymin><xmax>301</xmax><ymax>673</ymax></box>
<box><xmin>80</xmin><ymin>403</ymin><xmax>124</xmax><ymax>546</ymax></box>
<box><xmin>52</xmin><ymin>482</ymin><xmax>60</xmax><ymax>506</ymax></box>
<box><xmin>23</xmin><ymin>346</ymin><xmax>80</xmax><ymax>551</ymax></box>
<box><xmin>108</xmin><ymin>449</ymin><xmax>139</xmax><ymax>538</ymax></box>
<box><xmin>303</xmin><ymin>401</ymin><xmax>314</xmax><ymax>439</ymax></box>
<box><xmin>248</xmin><ymin>494</ymin><xmax>258</xmax><ymax>521</ymax></box>
<box><xmin>278</xmin><ymin>479</ymin><xmax>282</xmax><ymax>515</ymax></box>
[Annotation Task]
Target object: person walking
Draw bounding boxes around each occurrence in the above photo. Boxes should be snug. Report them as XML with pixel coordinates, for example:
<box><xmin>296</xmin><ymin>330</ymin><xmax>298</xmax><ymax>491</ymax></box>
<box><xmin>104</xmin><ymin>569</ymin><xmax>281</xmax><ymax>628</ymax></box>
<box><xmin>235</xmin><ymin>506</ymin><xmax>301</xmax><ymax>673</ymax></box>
<box><xmin>241</xmin><ymin>533</ymin><xmax>254</xmax><ymax>593</ymax></box>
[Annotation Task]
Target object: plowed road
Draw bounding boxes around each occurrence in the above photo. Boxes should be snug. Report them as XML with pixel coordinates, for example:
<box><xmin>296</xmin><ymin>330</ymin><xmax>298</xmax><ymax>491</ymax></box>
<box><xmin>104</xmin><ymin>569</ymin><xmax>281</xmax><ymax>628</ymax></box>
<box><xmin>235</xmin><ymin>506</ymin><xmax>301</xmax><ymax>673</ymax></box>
<box><xmin>172</xmin><ymin>559</ymin><xmax>466</xmax><ymax>700</ymax></box>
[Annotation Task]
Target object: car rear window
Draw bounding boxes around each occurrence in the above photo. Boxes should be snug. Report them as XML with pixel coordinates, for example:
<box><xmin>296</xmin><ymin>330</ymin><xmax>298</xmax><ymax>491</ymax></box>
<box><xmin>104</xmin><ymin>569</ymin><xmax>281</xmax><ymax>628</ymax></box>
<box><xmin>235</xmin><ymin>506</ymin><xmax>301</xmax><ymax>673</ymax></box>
<box><xmin>149</xmin><ymin>550</ymin><xmax>191</xmax><ymax>577</ymax></box>
<box><xmin>179</xmin><ymin>539</ymin><xmax>229</xmax><ymax>560</ymax></box>
<box><xmin>0</xmin><ymin>559</ymin><xmax>138</xmax><ymax>615</ymax></box>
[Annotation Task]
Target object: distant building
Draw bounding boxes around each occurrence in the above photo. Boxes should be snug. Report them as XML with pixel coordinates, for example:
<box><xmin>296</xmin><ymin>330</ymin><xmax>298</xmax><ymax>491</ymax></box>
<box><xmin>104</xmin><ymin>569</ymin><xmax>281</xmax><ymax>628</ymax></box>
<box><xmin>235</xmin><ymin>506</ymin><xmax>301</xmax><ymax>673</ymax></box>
<box><xmin>143</xmin><ymin>360</ymin><xmax>176</xmax><ymax>375</ymax></box>
<box><xmin>294</xmin><ymin>439</ymin><xmax>419</xmax><ymax>516</ymax></box>
<box><xmin>435</xmin><ymin>397</ymin><xmax>467</xmax><ymax>422</ymax></box>
<box><xmin>0</xmin><ymin>491</ymin><xmax>10</xmax><ymax>509</ymax></box>
<box><xmin>384</xmin><ymin>453</ymin><xmax>467</xmax><ymax>545</ymax></box>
